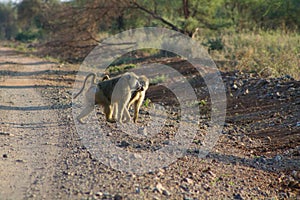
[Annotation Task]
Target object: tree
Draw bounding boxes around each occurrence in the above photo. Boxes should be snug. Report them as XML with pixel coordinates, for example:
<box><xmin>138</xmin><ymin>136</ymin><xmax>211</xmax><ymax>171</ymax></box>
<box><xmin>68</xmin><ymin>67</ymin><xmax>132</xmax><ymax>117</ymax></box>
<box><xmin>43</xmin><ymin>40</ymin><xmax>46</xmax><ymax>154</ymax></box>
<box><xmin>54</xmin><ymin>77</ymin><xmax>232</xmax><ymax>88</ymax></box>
<box><xmin>124</xmin><ymin>0</ymin><xmax>232</xmax><ymax>36</ymax></box>
<box><xmin>0</xmin><ymin>3</ymin><xmax>18</xmax><ymax>40</ymax></box>
<box><xmin>40</xmin><ymin>0</ymin><xmax>131</xmax><ymax>62</ymax></box>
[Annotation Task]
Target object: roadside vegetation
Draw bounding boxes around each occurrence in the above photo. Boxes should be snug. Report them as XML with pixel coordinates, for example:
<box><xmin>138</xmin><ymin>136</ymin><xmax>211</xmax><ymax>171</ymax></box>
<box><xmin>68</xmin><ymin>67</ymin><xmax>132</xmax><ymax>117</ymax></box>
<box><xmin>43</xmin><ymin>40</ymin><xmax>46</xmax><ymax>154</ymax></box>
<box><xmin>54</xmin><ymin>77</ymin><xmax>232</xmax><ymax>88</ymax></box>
<box><xmin>0</xmin><ymin>0</ymin><xmax>299</xmax><ymax>79</ymax></box>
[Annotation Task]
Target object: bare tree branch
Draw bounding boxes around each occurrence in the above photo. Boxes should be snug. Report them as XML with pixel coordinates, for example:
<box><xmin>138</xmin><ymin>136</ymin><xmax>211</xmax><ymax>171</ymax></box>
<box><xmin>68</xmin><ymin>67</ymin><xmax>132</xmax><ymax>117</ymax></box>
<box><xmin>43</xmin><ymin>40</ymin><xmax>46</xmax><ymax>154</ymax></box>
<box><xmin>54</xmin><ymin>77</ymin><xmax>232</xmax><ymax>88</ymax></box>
<box><xmin>130</xmin><ymin>1</ymin><xmax>187</xmax><ymax>34</ymax></box>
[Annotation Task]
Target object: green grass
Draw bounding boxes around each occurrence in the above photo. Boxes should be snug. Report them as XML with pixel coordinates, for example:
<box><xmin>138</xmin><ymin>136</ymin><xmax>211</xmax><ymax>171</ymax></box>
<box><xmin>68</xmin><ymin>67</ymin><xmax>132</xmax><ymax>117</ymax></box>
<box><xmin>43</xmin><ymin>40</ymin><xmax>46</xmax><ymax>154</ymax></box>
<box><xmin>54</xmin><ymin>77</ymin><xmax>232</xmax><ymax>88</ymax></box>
<box><xmin>143</xmin><ymin>98</ymin><xmax>151</xmax><ymax>108</ymax></box>
<box><xmin>107</xmin><ymin>63</ymin><xmax>137</xmax><ymax>73</ymax></box>
<box><xmin>3</xmin><ymin>42</ymin><xmax>36</xmax><ymax>53</ymax></box>
<box><xmin>197</xmin><ymin>30</ymin><xmax>300</xmax><ymax>80</ymax></box>
<box><xmin>150</xmin><ymin>74</ymin><xmax>168</xmax><ymax>84</ymax></box>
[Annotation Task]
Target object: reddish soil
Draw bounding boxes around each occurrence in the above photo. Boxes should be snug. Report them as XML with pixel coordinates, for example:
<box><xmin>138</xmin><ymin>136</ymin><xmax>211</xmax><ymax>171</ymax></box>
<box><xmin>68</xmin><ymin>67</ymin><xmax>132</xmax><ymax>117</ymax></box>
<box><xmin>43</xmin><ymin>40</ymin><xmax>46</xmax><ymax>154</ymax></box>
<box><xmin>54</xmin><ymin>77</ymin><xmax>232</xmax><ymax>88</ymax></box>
<box><xmin>0</xmin><ymin>47</ymin><xmax>299</xmax><ymax>199</ymax></box>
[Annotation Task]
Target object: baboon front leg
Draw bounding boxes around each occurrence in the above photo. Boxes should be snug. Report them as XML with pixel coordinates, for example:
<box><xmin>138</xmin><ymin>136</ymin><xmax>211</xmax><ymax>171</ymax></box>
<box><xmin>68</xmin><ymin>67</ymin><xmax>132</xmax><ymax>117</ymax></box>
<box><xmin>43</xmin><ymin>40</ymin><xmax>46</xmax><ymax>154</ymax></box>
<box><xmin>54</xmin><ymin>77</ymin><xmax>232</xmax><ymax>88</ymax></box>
<box><xmin>133</xmin><ymin>97</ymin><xmax>144</xmax><ymax>123</ymax></box>
<box><xmin>133</xmin><ymin>102</ymin><xmax>139</xmax><ymax>123</ymax></box>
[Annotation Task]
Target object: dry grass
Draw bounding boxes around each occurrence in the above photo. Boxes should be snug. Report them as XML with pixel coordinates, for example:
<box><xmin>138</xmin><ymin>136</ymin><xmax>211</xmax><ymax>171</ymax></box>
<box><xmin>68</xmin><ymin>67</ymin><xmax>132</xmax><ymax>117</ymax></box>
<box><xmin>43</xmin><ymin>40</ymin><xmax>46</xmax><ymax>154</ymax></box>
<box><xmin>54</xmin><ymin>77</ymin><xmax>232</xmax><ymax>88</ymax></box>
<box><xmin>199</xmin><ymin>30</ymin><xmax>300</xmax><ymax>80</ymax></box>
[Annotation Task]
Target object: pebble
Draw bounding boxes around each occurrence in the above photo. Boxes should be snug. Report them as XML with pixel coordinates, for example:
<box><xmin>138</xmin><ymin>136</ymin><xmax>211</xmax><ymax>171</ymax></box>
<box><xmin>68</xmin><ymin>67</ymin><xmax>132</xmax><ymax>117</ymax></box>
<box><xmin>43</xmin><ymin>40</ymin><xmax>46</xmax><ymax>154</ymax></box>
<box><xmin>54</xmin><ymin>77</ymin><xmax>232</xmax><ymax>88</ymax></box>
<box><xmin>94</xmin><ymin>191</ymin><xmax>103</xmax><ymax>197</ymax></box>
<box><xmin>135</xmin><ymin>187</ymin><xmax>140</xmax><ymax>194</ymax></box>
<box><xmin>184</xmin><ymin>197</ymin><xmax>194</xmax><ymax>200</ymax></box>
<box><xmin>233</xmin><ymin>193</ymin><xmax>244</xmax><ymax>200</ymax></box>
<box><xmin>138</xmin><ymin>127</ymin><xmax>147</xmax><ymax>135</ymax></box>
<box><xmin>119</xmin><ymin>140</ymin><xmax>130</xmax><ymax>147</ymax></box>
<box><xmin>274</xmin><ymin>155</ymin><xmax>282</xmax><ymax>162</ymax></box>
<box><xmin>114</xmin><ymin>194</ymin><xmax>123</xmax><ymax>200</ymax></box>
<box><xmin>292</xmin><ymin>170</ymin><xmax>300</xmax><ymax>179</ymax></box>
<box><xmin>183</xmin><ymin>177</ymin><xmax>194</xmax><ymax>185</ymax></box>
<box><xmin>232</xmin><ymin>84</ymin><xmax>238</xmax><ymax>90</ymax></box>
<box><xmin>154</xmin><ymin>183</ymin><xmax>171</xmax><ymax>196</ymax></box>
<box><xmin>203</xmin><ymin>184</ymin><xmax>210</xmax><ymax>191</ymax></box>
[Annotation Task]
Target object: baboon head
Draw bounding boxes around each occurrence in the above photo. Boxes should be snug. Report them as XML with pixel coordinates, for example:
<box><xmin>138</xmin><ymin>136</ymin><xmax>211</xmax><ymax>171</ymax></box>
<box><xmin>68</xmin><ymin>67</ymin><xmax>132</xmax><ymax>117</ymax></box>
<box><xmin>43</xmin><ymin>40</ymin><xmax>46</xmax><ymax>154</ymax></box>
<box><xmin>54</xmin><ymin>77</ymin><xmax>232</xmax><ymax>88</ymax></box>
<box><xmin>123</xmin><ymin>72</ymin><xmax>142</xmax><ymax>91</ymax></box>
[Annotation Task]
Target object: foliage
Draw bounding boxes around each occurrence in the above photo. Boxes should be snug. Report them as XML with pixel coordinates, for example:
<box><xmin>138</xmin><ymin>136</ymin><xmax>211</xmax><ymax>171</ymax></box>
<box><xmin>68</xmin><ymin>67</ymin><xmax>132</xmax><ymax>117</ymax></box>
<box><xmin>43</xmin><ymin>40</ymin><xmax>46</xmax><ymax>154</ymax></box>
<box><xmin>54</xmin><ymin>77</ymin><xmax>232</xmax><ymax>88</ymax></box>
<box><xmin>15</xmin><ymin>30</ymin><xmax>42</xmax><ymax>42</ymax></box>
<box><xmin>0</xmin><ymin>0</ymin><xmax>299</xmax><ymax>80</ymax></box>
<box><xmin>150</xmin><ymin>74</ymin><xmax>168</xmax><ymax>85</ymax></box>
<box><xmin>108</xmin><ymin>64</ymin><xmax>137</xmax><ymax>73</ymax></box>
<box><xmin>143</xmin><ymin>98</ymin><xmax>151</xmax><ymax>108</ymax></box>
<box><xmin>202</xmin><ymin>37</ymin><xmax>224</xmax><ymax>52</ymax></box>
<box><xmin>205</xmin><ymin>30</ymin><xmax>300</xmax><ymax>80</ymax></box>
<box><xmin>0</xmin><ymin>3</ymin><xmax>18</xmax><ymax>40</ymax></box>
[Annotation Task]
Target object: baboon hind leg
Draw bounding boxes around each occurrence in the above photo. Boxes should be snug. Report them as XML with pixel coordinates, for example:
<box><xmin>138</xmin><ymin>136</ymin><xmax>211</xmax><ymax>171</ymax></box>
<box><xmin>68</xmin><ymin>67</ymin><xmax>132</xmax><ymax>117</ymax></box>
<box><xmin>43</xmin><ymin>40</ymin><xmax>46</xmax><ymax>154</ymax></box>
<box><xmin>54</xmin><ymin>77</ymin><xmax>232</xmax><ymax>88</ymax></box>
<box><xmin>104</xmin><ymin>104</ymin><xmax>115</xmax><ymax>123</ymax></box>
<box><xmin>116</xmin><ymin>101</ymin><xmax>131</xmax><ymax>123</ymax></box>
<box><xmin>77</xmin><ymin>105</ymin><xmax>94</xmax><ymax>124</ymax></box>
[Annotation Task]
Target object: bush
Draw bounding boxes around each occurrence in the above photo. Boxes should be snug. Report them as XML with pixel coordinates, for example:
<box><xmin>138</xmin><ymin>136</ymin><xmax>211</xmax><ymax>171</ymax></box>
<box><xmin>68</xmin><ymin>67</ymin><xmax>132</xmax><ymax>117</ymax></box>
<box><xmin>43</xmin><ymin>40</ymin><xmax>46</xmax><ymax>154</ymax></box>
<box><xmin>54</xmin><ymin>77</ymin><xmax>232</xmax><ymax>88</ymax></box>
<box><xmin>202</xmin><ymin>37</ymin><xmax>224</xmax><ymax>52</ymax></box>
<box><xmin>197</xmin><ymin>30</ymin><xmax>300</xmax><ymax>80</ymax></box>
<box><xmin>15</xmin><ymin>30</ymin><xmax>42</xmax><ymax>42</ymax></box>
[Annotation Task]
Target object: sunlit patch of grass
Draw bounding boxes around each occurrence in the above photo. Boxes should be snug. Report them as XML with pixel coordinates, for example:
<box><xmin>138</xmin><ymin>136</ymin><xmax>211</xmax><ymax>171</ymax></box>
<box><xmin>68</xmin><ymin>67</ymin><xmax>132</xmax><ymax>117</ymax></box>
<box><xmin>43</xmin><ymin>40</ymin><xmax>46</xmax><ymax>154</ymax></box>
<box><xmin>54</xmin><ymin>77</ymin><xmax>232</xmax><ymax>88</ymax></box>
<box><xmin>198</xmin><ymin>30</ymin><xmax>300</xmax><ymax>80</ymax></box>
<box><xmin>150</xmin><ymin>74</ymin><xmax>168</xmax><ymax>84</ymax></box>
<box><xmin>108</xmin><ymin>63</ymin><xmax>137</xmax><ymax>73</ymax></box>
<box><xmin>143</xmin><ymin>98</ymin><xmax>151</xmax><ymax>108</ymax></box>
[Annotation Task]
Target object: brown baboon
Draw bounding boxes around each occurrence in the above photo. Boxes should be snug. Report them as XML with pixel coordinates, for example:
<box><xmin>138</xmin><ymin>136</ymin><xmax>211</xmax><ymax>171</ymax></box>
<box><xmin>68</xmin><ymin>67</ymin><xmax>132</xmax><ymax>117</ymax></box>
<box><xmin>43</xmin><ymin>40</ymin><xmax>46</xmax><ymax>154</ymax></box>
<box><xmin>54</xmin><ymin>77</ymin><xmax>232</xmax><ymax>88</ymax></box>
<box><xmin>74</xmin><ymin>72</ymin><xmax>141</xmax><ymax>124</ymax></box>
<box><xmin>73</xmin><ymin>73</ymin><xmax>109</xmax><ymax>99</ymax></box>
<box><xmin>103</xmin><ymin>74</ymin><xmax>150</xmax><ymax>123</ymax></box>
<box><xmin>127</xmin><ymin>75</ymin><xmax>149</xmax><ymax>123</ymax></box>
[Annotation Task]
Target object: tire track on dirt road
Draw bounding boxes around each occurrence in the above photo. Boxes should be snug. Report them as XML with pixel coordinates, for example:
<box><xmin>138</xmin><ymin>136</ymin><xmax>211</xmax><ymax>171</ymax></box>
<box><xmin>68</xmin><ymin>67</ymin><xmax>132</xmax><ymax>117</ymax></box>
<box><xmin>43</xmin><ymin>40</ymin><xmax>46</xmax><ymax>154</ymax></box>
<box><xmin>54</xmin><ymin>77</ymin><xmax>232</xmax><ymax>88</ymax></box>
<box><xmin>0</xmin><ymin>47</ymin><xmax>63</xmax><ymax>199</ymax></box>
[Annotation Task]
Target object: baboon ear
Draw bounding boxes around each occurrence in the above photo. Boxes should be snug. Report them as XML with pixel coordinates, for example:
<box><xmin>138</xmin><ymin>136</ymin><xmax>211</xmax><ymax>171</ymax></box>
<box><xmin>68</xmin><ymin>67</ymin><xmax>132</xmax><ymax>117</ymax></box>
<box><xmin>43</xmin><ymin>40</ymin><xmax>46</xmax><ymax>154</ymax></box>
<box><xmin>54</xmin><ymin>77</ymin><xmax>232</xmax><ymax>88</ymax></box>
<box><xmin>102</xmin><ymin>75</ymin><xmax>110</xmax><ymax>81</ymax></box>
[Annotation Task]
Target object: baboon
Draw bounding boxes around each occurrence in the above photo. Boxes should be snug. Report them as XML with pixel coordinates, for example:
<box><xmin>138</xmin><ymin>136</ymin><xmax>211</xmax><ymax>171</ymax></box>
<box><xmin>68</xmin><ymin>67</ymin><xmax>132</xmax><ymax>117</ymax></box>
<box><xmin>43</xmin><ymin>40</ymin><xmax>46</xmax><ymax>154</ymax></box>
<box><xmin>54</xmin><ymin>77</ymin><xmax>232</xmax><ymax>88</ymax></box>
<box><xmin>74</xmin><ymin>73</ymin><xmax>111</xmax><ymax>123</ymax></box>
<box><xmin>74</xmin><ymin>72</ymin><xmax>141</xmax><ymax>124</ymax></box>
<box><xmin>104</xmin><ymin>74</ymin><xmax>150</xmax><ymax>123</ymax></box>
<box><xmin>73</xmin><ymin>73</ymin><xmax>109</xmax><ymax>99</ymax></box>
<box><xmin>127</xmin><ymin>75</ymin><xmax>149</xmax><ymax>123</ymax></box>
<box><xmin>108</xmin><ymin>72</ymin><xmax>142</xmax><ymax>123</ymax></box>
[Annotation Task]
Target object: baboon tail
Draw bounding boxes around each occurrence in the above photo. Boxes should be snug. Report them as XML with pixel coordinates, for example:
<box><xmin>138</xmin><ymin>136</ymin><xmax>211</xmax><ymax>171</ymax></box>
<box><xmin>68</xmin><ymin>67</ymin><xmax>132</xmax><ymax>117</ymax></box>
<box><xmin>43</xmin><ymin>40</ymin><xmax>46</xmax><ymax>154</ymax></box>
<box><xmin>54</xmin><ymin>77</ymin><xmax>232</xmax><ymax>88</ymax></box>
<box><xmin>73</xmin><ymin>73</ymin><xmax>97</xmax><ymax>99</ymax></box>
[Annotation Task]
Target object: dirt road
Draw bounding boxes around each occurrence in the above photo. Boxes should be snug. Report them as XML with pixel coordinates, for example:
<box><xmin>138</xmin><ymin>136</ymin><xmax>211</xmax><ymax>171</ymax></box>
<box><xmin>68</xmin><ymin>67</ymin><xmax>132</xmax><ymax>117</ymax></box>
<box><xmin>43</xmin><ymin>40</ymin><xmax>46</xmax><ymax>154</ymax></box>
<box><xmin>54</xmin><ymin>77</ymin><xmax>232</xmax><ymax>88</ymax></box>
<box><xmin>0</xmin><ymin>46</ymin><xmax>299</xmax><ymax>199</ymax></box>
<box><xmin>0</xmin><ymin>47</ymin><xmax>66</xmax><ymax>199</ymax></box>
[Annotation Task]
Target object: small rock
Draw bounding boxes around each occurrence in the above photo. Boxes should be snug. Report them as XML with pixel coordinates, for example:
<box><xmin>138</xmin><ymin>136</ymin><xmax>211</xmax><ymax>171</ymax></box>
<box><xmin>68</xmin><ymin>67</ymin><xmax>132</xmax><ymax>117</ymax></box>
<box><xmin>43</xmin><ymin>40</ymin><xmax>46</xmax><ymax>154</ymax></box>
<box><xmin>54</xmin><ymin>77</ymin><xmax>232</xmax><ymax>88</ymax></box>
<box><xmin>135</xmin><ymin>187</ymin><xmax>140</xmax><ymax>194</ymax></box>
<box><xmin>292</xmin><ymin>170</ymin><xmax>300</xmax><ymax>180</ymax></box>
<box><xmin>278</xmin><ymin>192</ymin><xmax>288</xmax><ymax>199</ymax></box>
<box><xmin>3</xmin><ymin>154</ymin><xmax>8</xmax><ymax>158</ymax></box>
<box><xmin>232</xmin><ymin>84</ymin><xmax>238</xmax><ymax>90</ymax></box>
<box><xmin>114</xmin><ymin>194</ymin><xmax>123</xmax><ymax>200</ymax></box>
<box><xmin>157</xmin><ymin>171</ymin><xmax>164</xmax><ymax>177</ymax></box>
<box><xmin>243</xmin><ymin>89</ymin><xmax>249</xmax><ymax>95</ymax></box>
<box><xmin>180</xmin><ymin>184</ymin><xmax>189</xmax><ymax>192</ymax></box>
<box><xmin>274</xmin><ymin>155</ymin><xmax>282</xmax><ymax>162</ymax></box>
<box><xmin>183</xmin><ymin>177</ymin><xmax>194</xmax><ymax>185</ymax></box>
<box><xmin>276</xmin><ymin>92</ymin><xmax>281</xmax><ymax>97</ymax></box>
<box><xmin>106</xmin><ymin>132</ymin><xmax>112</xmax><ymax>136</ymax></box>
<box><xmin>184</xmin><ymin>196</ymin><xmax>193</xmax><ymax>200</ymax></box>
<box><xmin>152</xmin><ymin>196</ymin><xmax>160</xmax><ymax>200</ymax></box>
<box><xmin>203</xmin><ymin>184</ymin><xmax>210</xmax><ymax>191</ymax></box>
<box><xmin>162</xmin><ymin>189</ymin><xmax>171</xmax><ymax>196</ymax></box>
<box><xmin>138</xmin><ymin>127</ymin><xmax>147</xmax><ymax>135</ymax></box>
<box><xmin>154</xmin><ymin>183</ymin><xmax>171</xmax><ymax>196</ymax></box>
<box><xmin>119</xmin><ymin>140</ymin><xmax>130</xmax><ymax>148</ymax></box>
<box><xmin>233</xmin><ymin>193</ymin><xmax>244</xmax><ymax>200</ymax></box>
<box><xmin>94</xmin><ymin>192</ymin><xmax>103</xmax><ymax>197</ymax></box>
